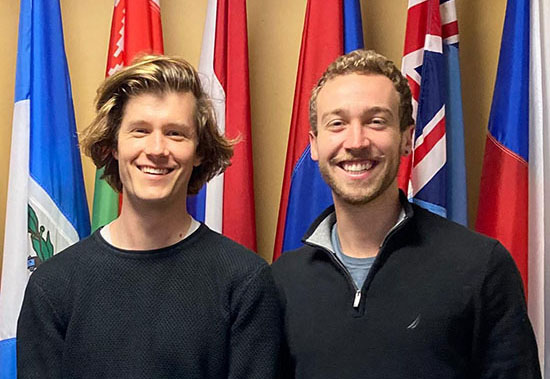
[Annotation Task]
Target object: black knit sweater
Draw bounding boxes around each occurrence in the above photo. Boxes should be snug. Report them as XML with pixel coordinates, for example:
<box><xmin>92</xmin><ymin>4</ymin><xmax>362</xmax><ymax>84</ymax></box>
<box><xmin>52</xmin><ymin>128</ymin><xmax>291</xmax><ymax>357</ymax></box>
<box><xmin>272</xmin><ymin>202</ymin><xmax>541</xmax><ymax>379</ymax></box>
<box><xmin>17</xmin><ymin>224</ymin><xmax>283</xmax><ymax>378</ymax></box>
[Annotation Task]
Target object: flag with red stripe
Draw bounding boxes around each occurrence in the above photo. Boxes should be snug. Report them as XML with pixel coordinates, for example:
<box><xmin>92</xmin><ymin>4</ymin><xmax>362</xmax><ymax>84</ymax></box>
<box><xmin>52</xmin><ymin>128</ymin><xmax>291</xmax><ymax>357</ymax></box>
<box><xmin>273</xmin><ymin>0</ymin><xmax>363</xmax><ymax>260</ymax></box>
<box><xmin>399</xmin><ymin>0</ymin><xmax>467</xmax><ymax>225</ymax></box>
<box><xmin>476</xmin><ymin>0</ymin><xmax>528</xmax><ymax>290</ymax></box>
<box><xmin>91</xmin><ymin>0</ymin><xmax>164</xmax><ymax>232</ymax></box>
<box><xmin>187</xmin><ymin>0</ymin><xmax>256</xmax><ymax>251</ymax></box>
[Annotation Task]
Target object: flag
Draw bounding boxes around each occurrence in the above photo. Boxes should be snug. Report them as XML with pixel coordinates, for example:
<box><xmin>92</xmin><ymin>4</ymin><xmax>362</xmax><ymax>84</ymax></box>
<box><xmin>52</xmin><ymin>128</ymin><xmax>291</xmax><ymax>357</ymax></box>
<box><xmin>187</xmin><ymin>0</ymin><xmax>256</xmax><ymax>251</ymax></box>
<box><xmin>273</xmin><ymin>0</ymin><xmax>364</xmax><ymax>260</ymax></box>
<box><xmin>399</xmin><ymin>0</ymin><xmax>468</xmax><ymax>225</ymax></box>
<box><xmin>475</xmin><ymin>0</ymin><xmax>529</xmax><ymax>289</ymax></box>
<box><xmin>91</xmin><ymin>0</ymin><xmax>164</xmax><ymax>232</ymax></box>
<box><xmin>477</xmin><ymin>0</ymin><xmax>550</xmax><ymax>371</ymax></box>
<box><xmin>0</xmin><ymin>0</ymin><xmax>90</xmax><ymax>377</ymax></box>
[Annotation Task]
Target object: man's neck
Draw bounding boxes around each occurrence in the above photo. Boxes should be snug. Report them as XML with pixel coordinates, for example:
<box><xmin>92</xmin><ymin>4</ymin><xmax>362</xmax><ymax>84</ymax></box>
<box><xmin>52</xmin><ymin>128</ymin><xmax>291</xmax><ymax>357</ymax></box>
<box><xmin>333</xmin><ymin>187</ymin><xmax>402</xmax><ymax>259</ymax></box>
<box><xmin>110</xmin><ymin>197</ymin><xmax>192</xmax><ymax>251</ymax></box>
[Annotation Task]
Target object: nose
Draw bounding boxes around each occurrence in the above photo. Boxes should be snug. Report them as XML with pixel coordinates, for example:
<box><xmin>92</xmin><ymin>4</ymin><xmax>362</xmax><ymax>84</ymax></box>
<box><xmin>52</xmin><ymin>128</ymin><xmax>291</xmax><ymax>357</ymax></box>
<box><xmin>343</xmin><ymin>122</ymin><xmax>369</xmax><ymax>151</ymax></box>
<box><xmin>145</xmin><ymin>131</ymin><xmax>168</xmax><ymax>156</ymax></box>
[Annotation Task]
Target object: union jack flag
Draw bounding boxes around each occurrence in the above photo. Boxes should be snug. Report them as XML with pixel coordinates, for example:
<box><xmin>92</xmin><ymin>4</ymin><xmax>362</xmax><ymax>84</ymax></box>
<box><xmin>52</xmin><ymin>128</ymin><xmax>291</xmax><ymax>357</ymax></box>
<box><xmin>399</xmin><ymin>0</ymin><xmax>467</xmax><ymax>225</ymax></box>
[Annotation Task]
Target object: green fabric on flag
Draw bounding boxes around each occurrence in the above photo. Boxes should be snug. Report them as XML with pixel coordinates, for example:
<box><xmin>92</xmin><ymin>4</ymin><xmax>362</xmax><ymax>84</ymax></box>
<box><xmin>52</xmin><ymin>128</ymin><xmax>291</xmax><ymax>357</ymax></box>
<box><xmin>91</xmin><ymin>168</ymin><xmax>119</xmax><ymax>232</ymax></box>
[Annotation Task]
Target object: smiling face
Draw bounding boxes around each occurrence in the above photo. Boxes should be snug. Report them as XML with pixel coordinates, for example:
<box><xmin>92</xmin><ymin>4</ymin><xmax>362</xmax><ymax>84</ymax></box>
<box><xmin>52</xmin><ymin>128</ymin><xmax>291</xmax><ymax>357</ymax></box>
<box><xmin>114</xmin><ymin>91</ymin><xmax>201</xmax><ymax>208</ymax></box>
<box><xmin>310</xmin><ymin>73</ymin><xmax>412</xmax><ymax>206</ymax></box>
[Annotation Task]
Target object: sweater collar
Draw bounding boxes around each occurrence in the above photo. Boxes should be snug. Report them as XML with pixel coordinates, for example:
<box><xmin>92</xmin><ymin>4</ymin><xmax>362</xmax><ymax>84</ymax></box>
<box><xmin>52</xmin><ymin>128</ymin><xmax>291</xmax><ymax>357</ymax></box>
<box><xmin>303</xmin><ymin>190</ymin><xmax>413</xmax><ymax>252</ymax></box>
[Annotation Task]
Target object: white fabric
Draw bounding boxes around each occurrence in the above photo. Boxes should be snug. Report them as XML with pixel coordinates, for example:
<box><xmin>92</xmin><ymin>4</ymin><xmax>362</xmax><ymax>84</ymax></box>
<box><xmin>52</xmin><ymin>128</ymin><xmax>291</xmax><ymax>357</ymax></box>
<box><xmin>28</xmin><ymin>178</ymin><xmax>79</xmax><ymax>253</ymax></box>
<box><xmin>100</xmin><ymin>217</ymin><xmax>201</xmax><ymax>246</ymax></box>
<box><xmin>198</xmin><ymin>0</ymin><xmax>225</xmax><ymax>233</ymax></box>
<box><xmin>411</xmin><ymin>134</ymin><xmax>446</xmax><ymax>197</ymax></box>
<box><xmin>529</xmin><ymin>0</ymin><xmax>550</xmax><ymax>374</ymax></box>
<box><xmin>0</xmin><ymin>100</ymin><xmax>30</xmax><ymax>339</ymax></box>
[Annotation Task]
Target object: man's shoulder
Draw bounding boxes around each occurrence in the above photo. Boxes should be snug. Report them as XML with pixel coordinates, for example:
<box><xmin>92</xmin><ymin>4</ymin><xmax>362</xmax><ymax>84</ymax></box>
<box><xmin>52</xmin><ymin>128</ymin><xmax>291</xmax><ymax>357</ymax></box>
<box><xmin>412</xmin><ymin>204</ymin><xmax>496</xmax><ymax>244</ymax></box>
<box><xmin>271</xmin><ymin>245</ymin><xmax>318</xmax><ymax>282</ymax></box>
<box><xmin>30</xmin><ymin>232</ymin><xmax>99</xmax><ymax>278</ymax></box>
<box><xmin>193</xmin><ymin>225</ymin><xmax>269</xmax><ymax>273</ymax></box>
<box><xmin>23</xmin><ymin>232</ymin><xmax>101</xmax><ymax>308</ymax></box>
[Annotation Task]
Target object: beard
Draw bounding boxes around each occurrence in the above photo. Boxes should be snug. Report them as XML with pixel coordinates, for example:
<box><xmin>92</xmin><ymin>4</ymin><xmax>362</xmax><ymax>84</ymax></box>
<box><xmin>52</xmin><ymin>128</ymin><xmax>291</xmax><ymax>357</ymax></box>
<box><xmin>318</xmin><ymin>151</ymin><xmax>401</xmax><ymax>206</ymax></box>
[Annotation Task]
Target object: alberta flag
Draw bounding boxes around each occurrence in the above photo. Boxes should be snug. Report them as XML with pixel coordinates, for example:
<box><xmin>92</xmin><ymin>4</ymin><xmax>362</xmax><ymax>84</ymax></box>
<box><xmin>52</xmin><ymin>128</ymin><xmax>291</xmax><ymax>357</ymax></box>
<box><xmin>0</xmin><ymin>0</ymin><xmax>90</xmax><ymax>377</ymax></box>
<box><xmin>273</xmin><ymin>0</ymin><xmax>364</xmax><ymax>260</ymax></box>
<box><xmin>188</xmin><ymin>0</ymin><xmax>257</xmax><ymax>251</ymax></box>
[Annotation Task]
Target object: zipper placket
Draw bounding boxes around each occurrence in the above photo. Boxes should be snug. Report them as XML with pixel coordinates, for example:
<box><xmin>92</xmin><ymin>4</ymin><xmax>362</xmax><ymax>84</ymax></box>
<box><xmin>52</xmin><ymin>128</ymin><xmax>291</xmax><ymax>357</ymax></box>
<box><xmin>377</xmin><ymin>214</ymin><xmax>409</xmax><ymax>256</ymax></box>
<box><xmin>323</xmin><ymin>248</ymin><xmax>362</xmax><ymax>309</ymax></box>
<box><xmin>304</xmin><ymin>207</ymin><xmax>411</xmax><ymax>310</ymax></box>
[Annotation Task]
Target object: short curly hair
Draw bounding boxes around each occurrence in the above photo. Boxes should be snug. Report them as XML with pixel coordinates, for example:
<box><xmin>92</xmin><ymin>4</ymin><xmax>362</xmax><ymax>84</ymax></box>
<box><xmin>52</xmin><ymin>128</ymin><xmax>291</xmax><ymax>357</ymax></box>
<box><xmin>80</xmin><ymin>55</ymin><xmax>234</xmax><ymax>195</ymax></box>
<box><xmin>309</xmin><ymin>49</ymin><xmax>414</xmax><ymax>134</ymax></box>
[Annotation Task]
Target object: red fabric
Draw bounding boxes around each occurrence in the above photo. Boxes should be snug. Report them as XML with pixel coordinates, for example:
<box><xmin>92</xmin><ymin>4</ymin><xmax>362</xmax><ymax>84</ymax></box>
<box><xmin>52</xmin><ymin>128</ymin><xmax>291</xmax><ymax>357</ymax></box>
<box><xmin>107</xmin><ymin>0</ymin><xmax>163</xmax><ymax>71</ymax></box>
<box><xmin>402</xmin><ymin>1</ymin><xmax>428</xmax><ymax>57</ymax></box>
<box><xmin>214</xmin><ymin>0</ymin><xmax>257</xmax><ymax>251</ymax></box>
<box><xmin>442</xmin><ymin>21</ymin><xmax>458</xmax><ymax>39</ymax></box>
<box><xmin>273</xmin><ymin>0</ymin><xmax>343</xmax><ymax>260</ymax></box>
<box><xmin>398</xmin><ymin>0</ymin><xmax>442</xmax><ymax>194</ymax></box>
<box><xmin>413</xmin><ymin>117</ymin><xmax>446</xmax><ymax>167</ymax></box>
<box><xmin>476</xmin><ymin>134</ymin><xmax>529</xmax><ymax>293</ymax></box>
<box><xmin>106</xmin><ymin>0</ymin><xmax>164</xmax><ymax>214</ymax></box>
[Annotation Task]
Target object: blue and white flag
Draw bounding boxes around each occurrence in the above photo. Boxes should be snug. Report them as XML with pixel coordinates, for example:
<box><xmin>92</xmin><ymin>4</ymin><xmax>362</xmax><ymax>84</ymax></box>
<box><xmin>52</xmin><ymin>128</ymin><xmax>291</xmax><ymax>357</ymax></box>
<box><xmin>0</xmin><ymin>0</ymin><xmax>90</xmax><ymax>377</ymax></box>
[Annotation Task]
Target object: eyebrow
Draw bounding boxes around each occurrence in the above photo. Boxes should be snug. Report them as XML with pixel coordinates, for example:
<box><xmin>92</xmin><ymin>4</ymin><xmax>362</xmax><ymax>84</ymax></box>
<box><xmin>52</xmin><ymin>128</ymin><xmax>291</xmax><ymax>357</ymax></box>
<box><xmin>123</xmin><ymin>120</ymin><xmax>194</xmax><ymax>130</ymax></box>
<box><xmin>320</xmin><ymin>106</ymin><xmax>395</xmax><ymax>124</ymax></box>
<box><xmin>320</xmin><ymin>108</ymin><xmax>347</xmax><ymax>124</ymax></box>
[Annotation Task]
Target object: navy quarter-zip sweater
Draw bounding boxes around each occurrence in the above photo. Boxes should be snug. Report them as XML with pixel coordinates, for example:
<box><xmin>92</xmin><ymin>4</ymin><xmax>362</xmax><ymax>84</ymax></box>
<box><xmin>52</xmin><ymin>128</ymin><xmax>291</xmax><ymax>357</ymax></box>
<box><xmin>272</xmin><ymin>199</ymin><xmax>540</xmax><ymax>379</ymax></box>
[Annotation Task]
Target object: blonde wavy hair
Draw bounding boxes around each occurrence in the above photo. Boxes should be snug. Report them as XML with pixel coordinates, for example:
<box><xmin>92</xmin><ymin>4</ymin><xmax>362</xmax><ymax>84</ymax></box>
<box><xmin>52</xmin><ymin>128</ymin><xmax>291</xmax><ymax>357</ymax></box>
<box><xmin>80</xmin><ymin>55</ymin><xmax>234</xmax><ymax>195</ymax></box>
<box><xmin>309</xmin><ymin>49</ymin><xmax>414</xmax><ymax>134</ymax></box>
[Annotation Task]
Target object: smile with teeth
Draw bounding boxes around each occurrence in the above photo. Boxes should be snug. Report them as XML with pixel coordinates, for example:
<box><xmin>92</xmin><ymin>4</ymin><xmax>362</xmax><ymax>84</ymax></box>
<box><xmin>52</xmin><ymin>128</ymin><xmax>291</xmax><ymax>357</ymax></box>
<box><xmin>139</xmin><ymin>166</ymin><xmax>173</xmax><ymax>175</ymax></box>
<box><xmin>339</xmin><ymin>160</ymin><xmax>375</xmax><ymax>174</ymax></box>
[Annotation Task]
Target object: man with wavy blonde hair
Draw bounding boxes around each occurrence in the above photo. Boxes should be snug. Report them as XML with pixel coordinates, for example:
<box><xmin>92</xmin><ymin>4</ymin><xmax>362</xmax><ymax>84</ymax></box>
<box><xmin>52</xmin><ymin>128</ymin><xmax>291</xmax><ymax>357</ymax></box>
<box><xmin>17</xmin><ymin>55</ymin><xmax>282</xmax><ymax>378</ymax></box>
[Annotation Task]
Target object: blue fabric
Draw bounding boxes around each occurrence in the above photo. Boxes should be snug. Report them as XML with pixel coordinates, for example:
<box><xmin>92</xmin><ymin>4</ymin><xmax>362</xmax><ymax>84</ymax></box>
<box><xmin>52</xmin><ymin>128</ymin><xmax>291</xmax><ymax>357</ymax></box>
<box><xmin>14</xmin><ymin>0</ymin><xmax>30</xmax><ymax>102</ymax></box>
<box><xmin>187</xmin><ymin>186</ymin><xmax>206</xmax><ymax>223</ymax></box>
<box><xmin>283</xmin><ymin>147</ymin><xmax>333</xmax><ymax>252</ymax></box>
<box><xmin>343</xmin><ymin>0</ymin><xmax>364</xmax><ymax>53</ymax></box>
<box><xmin>413</xmin><ymin>49</ymin><xmax>447</xmax><ymax>210</ymax></box>
<box><xmin>412</xmin><ymin>198</ymin><xmax>447</xmax><ymax>218</ymax></box>
<box><xmin>487</xmin><ymin>0</ymin><xmax>529</xmax><ymax>161</ymax></box>
<box><xmin>443</xmin><ymin>44</ymin><xmax>468</xmax><ymax>225</ymax></box>
<box><xmin>25</xmin><ymin>0</ymin><xmax>90</xmax><ymax>238</ymax></box>
<box><xmin>0</xmin><ymin>339</ymin><xmax>16</xmax><ymax>379</ymax></box>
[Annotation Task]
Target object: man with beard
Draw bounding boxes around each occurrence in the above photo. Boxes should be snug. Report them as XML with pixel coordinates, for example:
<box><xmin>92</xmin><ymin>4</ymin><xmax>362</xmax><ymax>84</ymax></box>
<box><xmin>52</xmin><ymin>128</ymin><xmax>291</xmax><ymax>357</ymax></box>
<box><xmin>271</xmin><ymin>49</ymin><xmax>540</xmax><ymax>379</ymax></box>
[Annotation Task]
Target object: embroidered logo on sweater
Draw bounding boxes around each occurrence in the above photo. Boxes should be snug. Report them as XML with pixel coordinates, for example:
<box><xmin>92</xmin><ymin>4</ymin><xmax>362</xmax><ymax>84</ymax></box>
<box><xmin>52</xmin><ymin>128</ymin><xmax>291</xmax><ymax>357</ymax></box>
<box><xmin>407</xmin><ymin>314</ymin><xmax>421</xmax><ymax>329</ymax></box>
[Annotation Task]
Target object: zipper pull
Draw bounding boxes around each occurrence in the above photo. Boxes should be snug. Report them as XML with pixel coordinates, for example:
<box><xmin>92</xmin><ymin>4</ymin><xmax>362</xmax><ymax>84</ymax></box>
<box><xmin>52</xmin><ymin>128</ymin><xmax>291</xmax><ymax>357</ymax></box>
<box><xmin>353</xmin><ymin>290</ymin><xmax>361</xmax><ymax>308</ymax></box>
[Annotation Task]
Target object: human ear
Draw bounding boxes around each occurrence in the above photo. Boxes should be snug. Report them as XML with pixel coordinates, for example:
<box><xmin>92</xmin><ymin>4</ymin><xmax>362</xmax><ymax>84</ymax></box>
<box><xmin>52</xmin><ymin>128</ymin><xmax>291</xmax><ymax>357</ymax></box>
<box><xmin>400</xmin><ymin>125</ymin><xmax>414</xmax><ymax>156</ymax></box>
<box><xmin>309</xmin><ymin>131</ymin><xmax>319</xmax><ymax>161</ymax></box>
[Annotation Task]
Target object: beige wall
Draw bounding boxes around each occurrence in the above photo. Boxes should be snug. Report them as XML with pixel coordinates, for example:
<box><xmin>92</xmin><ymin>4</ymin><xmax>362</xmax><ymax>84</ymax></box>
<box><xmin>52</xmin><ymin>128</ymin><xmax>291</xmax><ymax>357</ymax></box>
<box><xmin>0</xmin><ymin>0</ymin><xmax>506</xmax><ymax>269</ymax></box>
